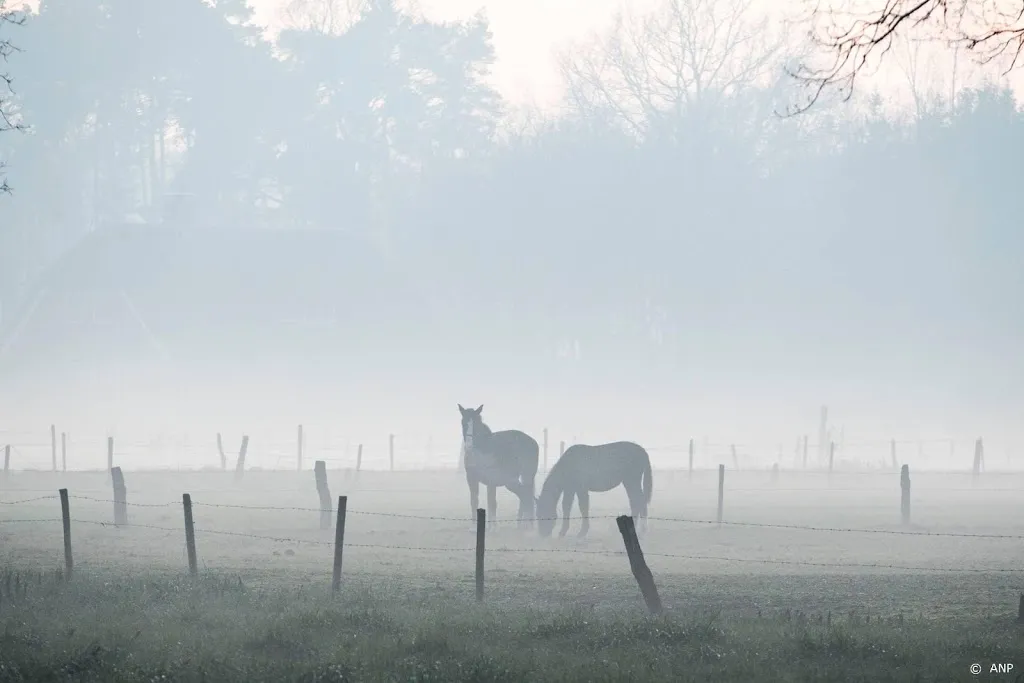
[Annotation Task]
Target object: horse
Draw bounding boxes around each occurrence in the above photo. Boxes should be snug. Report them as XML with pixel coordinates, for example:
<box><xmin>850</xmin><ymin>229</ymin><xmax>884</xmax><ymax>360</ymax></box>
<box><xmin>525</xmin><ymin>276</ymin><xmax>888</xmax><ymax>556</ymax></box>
<box><xmin>535</xmin><ymin>441</ymin><xmax>653</xmax><ymax>538</ymax></box>
<box><xmin>459</xmin><ymin>404</ymin><xmax>539</xmax><ymax>528</ymax></box>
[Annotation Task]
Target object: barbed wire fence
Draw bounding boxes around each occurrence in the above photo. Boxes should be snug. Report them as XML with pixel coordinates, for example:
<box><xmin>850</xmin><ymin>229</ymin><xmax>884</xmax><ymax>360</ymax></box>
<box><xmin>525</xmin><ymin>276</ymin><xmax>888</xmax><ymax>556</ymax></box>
<box><xmin>2</xmin><ymin>470</ymin><xmax>1023</xmax><ymax>616</ymax></box>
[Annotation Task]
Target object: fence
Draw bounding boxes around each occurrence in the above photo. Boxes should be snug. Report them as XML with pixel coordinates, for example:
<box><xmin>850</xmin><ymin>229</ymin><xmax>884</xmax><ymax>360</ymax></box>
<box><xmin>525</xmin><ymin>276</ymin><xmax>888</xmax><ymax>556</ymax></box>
<box><xmin>0</xmin><ymin>423</ymin><xmax>1002</xmax><ymax>473</ymax></box>
<box><xmin>2</xmin><ymin>458</ymin><xmax>1022</xmax><ymax>617</ymax></box>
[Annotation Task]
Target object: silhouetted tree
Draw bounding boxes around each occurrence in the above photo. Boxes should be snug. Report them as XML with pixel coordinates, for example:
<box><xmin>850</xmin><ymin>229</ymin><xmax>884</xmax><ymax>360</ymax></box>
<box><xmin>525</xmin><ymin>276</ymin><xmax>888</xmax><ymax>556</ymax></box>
<box><xmin>791</xmin><ymin>0</ymin><xmax>1024</xmax><ymax>110</ymax></box>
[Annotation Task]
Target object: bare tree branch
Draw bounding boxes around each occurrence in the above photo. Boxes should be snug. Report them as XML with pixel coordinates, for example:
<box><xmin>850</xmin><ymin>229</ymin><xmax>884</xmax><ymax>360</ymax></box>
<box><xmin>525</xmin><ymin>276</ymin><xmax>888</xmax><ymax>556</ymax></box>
<box><xmin>786</xmin><ymin>0</ymin><xmax>1024</xmax><ymax>115</ymax></box>
<box><xmin>0</xmin><ymin>1</ymin><xmax>27</xmax><ymax>194</ymax></box>
<box><xmin>557</xmin><ymin>0</ymin><xmax>787</xmax><ymax>141</ymax></box>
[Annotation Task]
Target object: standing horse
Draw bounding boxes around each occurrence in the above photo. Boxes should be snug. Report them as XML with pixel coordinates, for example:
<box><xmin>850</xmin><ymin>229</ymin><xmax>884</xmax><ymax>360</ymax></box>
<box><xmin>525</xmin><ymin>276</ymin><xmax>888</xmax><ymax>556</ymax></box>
<box><xmin>459</xmin><ymin>404</ymin><xmax>538</xmax><ymax>528</ymax></box>
<box><xmin>536</xmin><ymin>442</ymin><xmax>653</xmax><ymax>538</ymax></box>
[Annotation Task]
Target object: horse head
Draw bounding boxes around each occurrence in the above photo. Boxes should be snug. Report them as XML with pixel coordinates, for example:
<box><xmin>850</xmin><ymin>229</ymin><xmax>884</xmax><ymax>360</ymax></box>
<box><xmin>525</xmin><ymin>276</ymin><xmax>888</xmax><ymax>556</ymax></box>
<box><xmin>535</xmin><ymin>493</ymin><xmax>556</xmax><ymax>537</ymax></box>
<box><xmin>458</xmin><ymin>404</ymin><xmax>484</xmax><ymax>448</ymax></box>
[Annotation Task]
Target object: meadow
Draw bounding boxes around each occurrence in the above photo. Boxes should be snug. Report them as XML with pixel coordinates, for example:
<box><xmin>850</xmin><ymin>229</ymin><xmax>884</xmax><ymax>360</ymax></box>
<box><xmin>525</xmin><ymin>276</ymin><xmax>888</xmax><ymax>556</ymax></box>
<box><xmin>2</xmin><ymin>466</ymin><xmax>1023</xmax><ymax>681</ymax></box>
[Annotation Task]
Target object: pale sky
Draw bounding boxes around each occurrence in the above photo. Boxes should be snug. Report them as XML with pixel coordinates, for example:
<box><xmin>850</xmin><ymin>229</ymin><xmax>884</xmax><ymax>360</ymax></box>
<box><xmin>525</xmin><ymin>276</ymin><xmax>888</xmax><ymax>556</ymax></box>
<box><xmin>249</xmin><ymin>0</ymin><xmax>663</xmax><ymax>108</ymax></box>
<box><xmin>249</xmin><ymin>0</ymin><xmax>1023</xmax><ymax>114</ymax></box>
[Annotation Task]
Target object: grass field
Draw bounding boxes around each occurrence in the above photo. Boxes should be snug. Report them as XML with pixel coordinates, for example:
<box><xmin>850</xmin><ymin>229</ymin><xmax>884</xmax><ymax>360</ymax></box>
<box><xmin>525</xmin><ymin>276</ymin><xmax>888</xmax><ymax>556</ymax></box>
<box><xmin>2</xmin><ymin>467</ymin><xmax>1024</xmax><ymax>681</ymax></box>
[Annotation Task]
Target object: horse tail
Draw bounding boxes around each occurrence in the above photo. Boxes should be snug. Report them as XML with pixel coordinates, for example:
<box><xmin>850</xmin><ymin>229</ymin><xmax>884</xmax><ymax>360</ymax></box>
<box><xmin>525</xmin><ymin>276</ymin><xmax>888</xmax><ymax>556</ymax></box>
<box><xmin>642</xmin><ymin>450</ymin><xmax>653</xmax><ymax>511</ymax></box>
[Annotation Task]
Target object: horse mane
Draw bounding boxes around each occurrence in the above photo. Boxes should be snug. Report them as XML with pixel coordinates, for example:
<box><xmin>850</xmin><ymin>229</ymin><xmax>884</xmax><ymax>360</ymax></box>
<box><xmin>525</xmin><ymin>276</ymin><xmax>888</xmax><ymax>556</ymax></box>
<box><xmin>473</xmin><ymin>414</ymin><xmax>494</xmax><ymax>439</ymax></box>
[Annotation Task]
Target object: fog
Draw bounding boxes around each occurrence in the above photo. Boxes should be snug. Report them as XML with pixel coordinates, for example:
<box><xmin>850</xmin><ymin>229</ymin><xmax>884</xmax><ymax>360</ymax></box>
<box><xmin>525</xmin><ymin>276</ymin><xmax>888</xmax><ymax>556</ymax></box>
<box><xmin>0</xmin><ymin>0</ymin><xmax>1022</xmax><ymax>468</ymax></box>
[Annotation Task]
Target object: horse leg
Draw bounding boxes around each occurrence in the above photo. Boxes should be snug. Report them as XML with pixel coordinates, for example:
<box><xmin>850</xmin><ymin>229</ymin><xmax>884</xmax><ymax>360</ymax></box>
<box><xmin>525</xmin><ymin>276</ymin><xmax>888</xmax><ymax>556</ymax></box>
<box><xmin>487</xmin><ymin>485</ymin><xmax>498</xmax><ymax>522</ymax></box>
<box><xmin>558</xmin><ymin>490</ymin><xmax>575</xmax><ymax>538</ymax></box>
<box><xmin>623</xmin><ymin>479</ymin><xmax>645</xmax><ymax>537</ymax></box>
<box><xmin>577</xmin><ymin>489</ymin><xmax>591</xmax><ymax>538</ymax></box>
<box><xmin>468</xmin><ymin>475</ymin><xmax>480</xmax><ymax>521</ymax></box>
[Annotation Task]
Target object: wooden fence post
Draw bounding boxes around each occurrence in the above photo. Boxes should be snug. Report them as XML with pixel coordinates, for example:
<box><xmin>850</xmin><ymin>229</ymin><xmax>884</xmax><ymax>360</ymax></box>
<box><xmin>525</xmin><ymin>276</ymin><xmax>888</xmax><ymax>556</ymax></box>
<box><xmin>475</xmin><ymin>508</ymin><xmax>485</xmax><ymax>602</ymax></box>
<box><xmin>3</xmin><ymin>444</ymin><xmax>9</xmax><ymax>476</ymax></box>
<box><xmin>107</xmin><ymin>436</ymin><xmax>114</xmax><ymax>474</ymax></box>
<box><xmin>730</xmin><ymin>444</ymin><xmax>738</xmax><ymax>470</ymax></box>
<box><xmin>356</xmin><ymin>444</ymin><xmax>363</xmax><ymax>473</ymax></box>
<box><xmin>314</xmin><ymin>460</ymin><xmax>332</xmax><ymax>530</ymax></box>
<box><xmin>216</xmin><ymin>433</ymin><xmax>226</xmax><ymax>470</ymax></box>
<box><xmin>50</xmin><ymin>425</ymin><xmax>57</xmax><ymax>472</ymax></box>
<box><xmin>890</xmin><ymin>438</ymin><xmax>897</xmax><ymax>470</ymax></box>
<box><xmin>973</xmin><ymin>438</ymin><xmax>984</xmax><ymax>479</ymax></box>
<box><xmin>234</xmin><ymin>436</ymin><xmax>249</xmax><ymax>481</ymax></box>
<box><xmin>616</xmin><ymin>514</ymin><xmax>662</xmax><ymax>614</ymax></box>
<box><xmin>111</xmin><ymin>466</ymin><xmax>128</xmax><ymax>526</ymax></box>
<box><xmin>182</xmin><ymin>493</ymin><xmax>198</xmax><ymax>576</ymax></box>
<box><xmin>59</xmin><ymin>488</ymin><xmax>73</xmax><ymax>580</ymax></box>
<box><xmin>542</xmin><ymin>428</ymin><xmax>548</xmax><ymax>471</ymax></box>
<box><xmin>61</xmin><ymin>432</ymin><xmax>67</xmax><ymax>472</ymax></box>
<box><xmin>389</xmin><ymin>434</ymin><xmax>395</xmax><ymax>471</ymax></box>
<box><xmin>297</xmin><ymin>424</ymin><xmax>304</xmax><ymax>472</ymax></box>
<box><xmin>900</xmin><ymin>465</ymin><xmax>911</xmax><ymax>525</ymax></box>
<box><xmin>688</xmin><ymin>438</ymin><xmax>694</xmax><ymax>478</ymax></box>
<box><xmin>332</xmin><ymin>495</ymin><xmax>347</xmax><ymax>594</ymax></box>
<box><xmin>717</xmin><ymin>464</ymin><xmax>725</xmax><ymax>525</ymax></box>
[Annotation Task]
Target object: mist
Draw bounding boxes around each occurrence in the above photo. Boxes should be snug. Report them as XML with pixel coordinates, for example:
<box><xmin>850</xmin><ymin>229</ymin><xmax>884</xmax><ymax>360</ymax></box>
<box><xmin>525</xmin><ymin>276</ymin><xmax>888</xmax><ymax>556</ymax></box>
<box><xmin>1</xmin><ymin>0</ymin><xmax>1023</xmax><ymax>680</ymax></box>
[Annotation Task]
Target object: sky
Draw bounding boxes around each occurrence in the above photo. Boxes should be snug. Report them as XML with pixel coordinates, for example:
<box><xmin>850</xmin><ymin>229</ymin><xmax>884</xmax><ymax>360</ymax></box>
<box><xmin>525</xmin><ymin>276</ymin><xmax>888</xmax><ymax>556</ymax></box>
<box><xmin>248</xmin><ymin>0</ymin><xmax>1024</xmax><ymax>113</ymax></box>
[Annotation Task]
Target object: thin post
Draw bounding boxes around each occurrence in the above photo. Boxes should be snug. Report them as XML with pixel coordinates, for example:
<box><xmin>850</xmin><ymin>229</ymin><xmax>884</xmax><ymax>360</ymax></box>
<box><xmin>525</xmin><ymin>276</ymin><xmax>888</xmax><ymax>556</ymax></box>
<box><xmin>802</xmin><ymin>435</ymin><xmax>808</xmax><ymax>468</ymax></box>
<box><xmin>314</xmin><ymin>460</ymin><xmax>332</xmax><ymax>530</ymax></box>
<box><xmin>332</xmin><ymin>495</ymin><xmax>347</xmax><ymax>594</ymax></box>
<box><xmin>216</xmin><ymin>433</ymin><xmax>226</xmax><ymax>470</ymax></box>
<box><xmin>3</xmin><ymin>444</ymin><xmax>9</xmax><ymax>476</ymax></box>
<box><xmin>182</xmin><ymin>493</ymin><xmax>198</xmax><ymax>576</ymax></box>
<box><xmin>110</xmin><ymin>466</ymin><xmax>128</xmax><ymax>526</ymax></box>
<box><xmin>716</xmin><ymin>464</ymin><xmax>725</xmax><ymax>525</ymax></box>
<box><xmin>828</xmin><ymin>441</ymin><xmax>835</xmax><ymax>473</ymax></box>
<box><xmin>900</xmin><ymin>465</ymin><xmax>911</xmax><ymax>525</ymax></box>
<box><xmin>234</xmin><ymin>435</ymin><xmax>249</xmax><ymax>481</ymax></box>
<box><xmin>475</xmin><ymin>508</ymin><xmax>485</xmax><ymax>602</ymax></box>
<box><xmin>890</xmin><ymin>438</ymin><xmax>897</xmax><ymax>470</ymax></box>
<box><xmin>107</xmin><ymin>436</ymin><xmax>113</xmax><ymax>473</ymax></box>
<box><xmin>389</xmin><ymin>434</ymin><xmax>394</xmax><ymax>471</ymax></box>
<box><xmin>59</xmin><ymin>488</ymin><xmax>73</xmax><ymax>580</ymax></box>
<box><xmin>356</xmin><ymin>444</ymin><xmax>363</xmax><ymax>472</ymax></box>
<box><xmin>616</xmin><ymin>514</ymin><xmax>662</xmax><ymax>614</ymax></box>
<box><xmin>542</xmin><ymin>428</ymin><xmax>548</xmax><ymax>471</ymax></box>
<box><xmin>297</xmin><ymin>424</ymin><xmax>304</xmax><ymax>472</ymax></box>
<box><xmin>688</xmin><ymin>438</ymin><xmax>694</xmax><ymax>478</ymax></box>
<box><xmin>973</xmin><ymin>438</ymin><xmax>984</xmax><ymax>479</ymax></box>
<box><xmin>730</xmin><ymin>444</ymin><xmax>738</xmax><ymax>470</ymax></box>
<box><xmin>817</xmin><ymin>405</ymin><xmax>828</xmax><ymax>464</ymax></box>
<box><xmin>61</xmin><ymin>432</ymin><xmax>67</xmax><ymax>472</ymax></box>
<box><xmin>50</xmin><ymin>425</ymin><xmax>57</xmax><ymax>471</ymax></box>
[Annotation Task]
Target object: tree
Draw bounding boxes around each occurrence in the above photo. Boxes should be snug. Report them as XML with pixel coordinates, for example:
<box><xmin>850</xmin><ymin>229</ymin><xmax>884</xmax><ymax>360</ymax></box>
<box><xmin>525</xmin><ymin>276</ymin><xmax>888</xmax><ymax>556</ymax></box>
<box><xmin>557</xmin><ymin>0</ymin><xmax>788</xmax><ymax>142</ymax></box>
<box><xmin>789</xmin><ymin>0</ymin><xmax>1024</xmax><ymax>112</ymax></box>
<box><xmin>0</xmin><ymin>0</ymin><xmax>25</xmax><ymax>193</ymax></box>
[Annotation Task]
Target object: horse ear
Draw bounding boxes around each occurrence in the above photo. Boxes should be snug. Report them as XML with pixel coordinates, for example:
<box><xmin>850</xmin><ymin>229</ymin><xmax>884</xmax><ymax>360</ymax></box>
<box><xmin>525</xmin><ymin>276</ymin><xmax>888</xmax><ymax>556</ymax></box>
<box><xmin>458</xmin><ymin>404</ymin><xmax>466</xmax><ymax>414</ymax></box>
<box><xmin>476</xmin><ymin>404</ymin><xmax>484</xmax><ymax>414</ymax></box>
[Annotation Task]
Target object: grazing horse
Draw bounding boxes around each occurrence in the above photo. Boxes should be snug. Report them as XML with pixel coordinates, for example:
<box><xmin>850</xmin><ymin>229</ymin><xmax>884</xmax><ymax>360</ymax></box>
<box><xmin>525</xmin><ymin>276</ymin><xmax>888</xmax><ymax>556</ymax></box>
<box><xmin>459</xmin><ymin>404</ymin><xmax>538</xmax><ymax>528</ymax></box>
<box><xmin>536</xmin><ymin>442</ymin><xmax>653</xmax><ymax>538</ymax></box>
